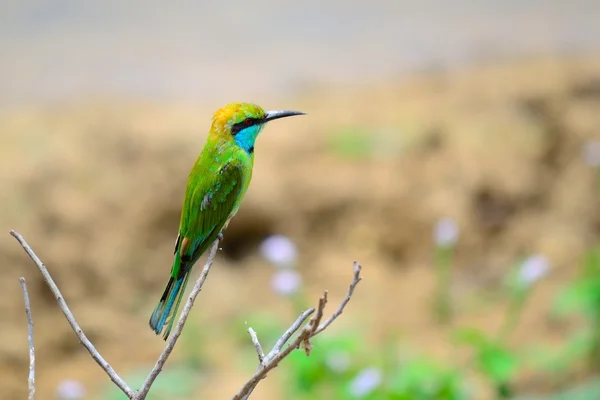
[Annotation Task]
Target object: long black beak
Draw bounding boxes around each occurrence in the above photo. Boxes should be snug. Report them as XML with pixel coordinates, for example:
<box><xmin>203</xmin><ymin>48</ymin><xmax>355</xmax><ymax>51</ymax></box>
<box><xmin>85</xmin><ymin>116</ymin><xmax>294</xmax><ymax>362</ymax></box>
<box><xmin>263</xmin><ymin>110</ymin><xmax>305</xmax><ymax>123</ymax></box>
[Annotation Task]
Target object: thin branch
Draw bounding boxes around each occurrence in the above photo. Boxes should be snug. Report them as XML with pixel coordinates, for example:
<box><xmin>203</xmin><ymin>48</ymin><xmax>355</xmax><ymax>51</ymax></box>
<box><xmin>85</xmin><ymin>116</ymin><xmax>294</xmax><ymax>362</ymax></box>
<box><xmin>240</xmin><ymin>308</ymin><xmax>316</xmax><ymax>399</ymax></box>
<box><xmin>306</xmin><ymin>292</ymin><xmax>328</xmax><ymax>337</ymax></box>
<box><xmin>236</xmin><ymin>308</ymin><xmax>319</xmax><ymax>400</ymax></box>
<box><xmin>135</xmin><ymin>239</ymin><xmax>220</xmax><ymax>399</ymax></box>
<box><xmin>19</xmin><ymin>278</ymin><xmax>35</xmax><ymax>400</ymax></box>
<box><xmin>266</xmin><ymin>308</ymin><xmax>315</xmax><ymax>363</ymax></box>
<box><xmin>11</xmin><ymin>230</ymin><xmax>221</xmax><ymax>400</ymax></box>
<box><xmin>247</xmin><ymin>328</ymin><xmax>265</xmax><ymax>365</ymax></box>
<box><xmin>233</xmin><ymin>262</ymin><xmax>363</xmax><ymax>400</ymax></box>
<box><xmin>299</xmin><ymin>291</ymin><xmax>328</xmax><ymax>356</ymax></box>
<box><xmin>10</xmin><ymin>231</ymin><xmax>135</xmax><ymax>398</ymax></box>
<box><xmin>314</xmin><ymin>261</ymin><xmax>362</xmax><ymax>335</ymax></box>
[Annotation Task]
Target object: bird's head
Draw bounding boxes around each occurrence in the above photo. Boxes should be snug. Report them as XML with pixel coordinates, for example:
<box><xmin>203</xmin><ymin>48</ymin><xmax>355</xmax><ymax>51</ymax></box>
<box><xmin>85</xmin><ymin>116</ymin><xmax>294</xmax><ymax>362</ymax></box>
<box><xmin>210</xmin><ymin>103</ymin><xmax>304</xmax><ymax>153</ymax></box>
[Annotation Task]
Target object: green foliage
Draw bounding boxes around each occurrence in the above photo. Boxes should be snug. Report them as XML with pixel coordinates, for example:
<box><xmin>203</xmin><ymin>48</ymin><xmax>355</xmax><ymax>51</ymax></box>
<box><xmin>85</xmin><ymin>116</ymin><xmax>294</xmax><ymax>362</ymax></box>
<box><xmin>513</xmin><ymin>376</ymin><xmax>600</xmax><ymax>400</ymax></box>
<box><xmin>551</xmin><ymin>247</ymin><xmax>600</xmax><ymax>372</ymax></box>
<box><xmin>381</xmin><ymin>356</ymin><xmax>467</xmax><ymax>400</ymax></box>
<box><xmin>280</xmin><ymin>332</ymin><xmax>467</xmax><ymax>400</ymax></box>
<box><xmin>527</xmin><ymin>330</ymin><xmax>594</xmax><ymax>378</ymax></box>
<box><xmin>283</xmin><ymin>333</ymin><xmax>363</xmax><ymax>398</ymax></box>
<box><xmin>554</xmin><ymin>248</ymin><xmax>600</xmax><ymax>319</ymax></box>
<box><xmin>454</xmin><ymin>327</ymin><xmax>518</xmax><ymax>396</ymax></box>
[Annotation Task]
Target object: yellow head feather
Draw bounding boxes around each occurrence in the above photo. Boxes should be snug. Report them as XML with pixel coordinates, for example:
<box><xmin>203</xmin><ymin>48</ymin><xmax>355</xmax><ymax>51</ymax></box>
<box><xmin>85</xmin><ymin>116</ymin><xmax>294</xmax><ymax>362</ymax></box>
<box><xmin>210</xmin><ymin>103</ymin><xmax>266</xmax><ymax>137</ymax></box>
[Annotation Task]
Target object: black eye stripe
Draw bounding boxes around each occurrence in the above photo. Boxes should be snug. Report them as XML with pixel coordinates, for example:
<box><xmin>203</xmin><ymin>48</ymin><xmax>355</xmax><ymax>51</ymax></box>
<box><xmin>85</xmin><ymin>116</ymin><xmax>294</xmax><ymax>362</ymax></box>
<box><xmin>231</xmin><ymin>118</ymin><xmax>261</xmax><ymax>135</ymax></box>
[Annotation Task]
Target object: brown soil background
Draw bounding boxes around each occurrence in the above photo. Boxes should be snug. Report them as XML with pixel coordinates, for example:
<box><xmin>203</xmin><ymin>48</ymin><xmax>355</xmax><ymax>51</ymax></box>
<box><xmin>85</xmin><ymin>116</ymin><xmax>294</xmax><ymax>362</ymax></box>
<box><xmin>1</xmin><ymin>56</ymin><xmax>600</xmax><ymax>399</ymax></box>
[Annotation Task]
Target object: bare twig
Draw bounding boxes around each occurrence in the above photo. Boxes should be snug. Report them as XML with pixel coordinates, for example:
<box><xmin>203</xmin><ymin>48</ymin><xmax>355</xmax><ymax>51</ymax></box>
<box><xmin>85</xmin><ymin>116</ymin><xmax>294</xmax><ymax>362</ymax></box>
<box><xmin>10</xmin><ymin>231</ymin><xmax>135</xmax><ymax>397</ymax></box>
<box><xmin>267</xmin><ymin>307</ymin><xmax>315</xmax><ymax>363</ymax></box>
<box><xmin>314</xmin><ymin>261</ymin><xmax>362</xmax><ymax>335</ymax></box>
<box><xmin>236</xmin><ymin>308</ymin><xmax>319</xmax><ymax>400</ymax></box>
<box><xmin>19</xmin><ymin>278</ymin><xmax>35</xmax><ymax>400</ymax></box>
<box><xmin>234</xmin><ymin>262</ymin><xmax>363</xmax><ymax>400</ymax></box>
<box><xmin>306</xmin><ymin>292</ymin><xmax>328</xmax><ymax>337</ymax></box>
<box><xmin>247</xmin><ymin>328</ymin><xmax>265</xmax><ymax>364</ymax></box>
<box><xmin>135</xmin><ymin>239</ymin><xmax>220</xmax><ymax>399</ymax></box>
<box><xmin>11</xmin><ymin>230</ymin><xmax>220</xmax><ymax>400</ymax></box>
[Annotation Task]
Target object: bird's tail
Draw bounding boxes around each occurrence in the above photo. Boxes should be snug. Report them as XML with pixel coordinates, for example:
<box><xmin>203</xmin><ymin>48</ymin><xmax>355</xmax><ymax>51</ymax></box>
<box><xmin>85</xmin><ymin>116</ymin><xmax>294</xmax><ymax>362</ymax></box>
<box><xmin>149</xmin><ymin>267</ymin><xmax>191</xmax><ymax>340</ymax></box>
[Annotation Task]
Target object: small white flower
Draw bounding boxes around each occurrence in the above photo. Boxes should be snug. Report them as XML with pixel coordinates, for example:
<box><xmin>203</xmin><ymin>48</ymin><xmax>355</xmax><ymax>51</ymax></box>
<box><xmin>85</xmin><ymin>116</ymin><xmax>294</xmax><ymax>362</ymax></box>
<box><xmin>349</xmin><ymin>367</ymin><xmax>382</xmax><ymax>397</ymax></box>
<box><xmin>582</xmin><ymin>140</ymin><xmax>600</xmax><ymax>168</ymax></box>
<box><xmin>518</xmin><ymin>254</ymin><xmax>550</xmax><ymax>286</ymax></box>
<box><xmin>56</xmin><ymin>379</ymin><xmax>86</xmax><ymax>400</ymax></box>
<box><xmin>271</xmin><ymin>270</ymin><xmax>302</xmax><ymax>296</ymax></box>
<box><xmin>326</xmin><ymin>352</ymin><xmax>351</xmax><ymax>373</ymax></box>
<box><xmin>433</xmin><ymin>217</ymin><xmax>459</xmax><ymax>248</ymax></box>
<box><xmin>260</xmin><ymin>234</ymin><xmax>298</xmax><ymax>267</ymax></box>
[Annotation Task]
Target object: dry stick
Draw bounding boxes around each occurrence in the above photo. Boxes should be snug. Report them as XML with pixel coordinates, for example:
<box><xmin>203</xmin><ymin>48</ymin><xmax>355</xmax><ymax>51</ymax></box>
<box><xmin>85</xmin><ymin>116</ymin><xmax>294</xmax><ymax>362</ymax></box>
<box><xmin>234</xmin><ymin>262</ymin><xmax>363</xmax><ymax>400</ymax></box>
<box><xmin>314</xmin><ymin>261</ymin><xmax>362</xmax><ymax>335</ymax></box>
<box><xmin>235</xmin><ymin>305</ymin><xmax>323</xmax><ymax>400</ymax></box>
<box><xmin>10</xmin><ymin>231</ymin><xmax>135</xmax><ymax>398</ymax></box>
<box><xmin>19</xmin><ymin>278</ymin><xmax>35</xmax><ymax>400</ymax></box>
<box><xmin>247</xmin><ymin>328</ymin><xmax>265</xmax><ymax>364</ymax></box>
<box><xmin>135</xmin><ymin>239</ymin><xmax>220</xmax><ymax>399</ymax></box>
<box><xmin>11</xmin><ymin>230</ymin><xmax>221</xmax><ymax>400</ymax></box>
<box><xmin>305</xmin><ymin>292</ymin><xmax>328</xmax><ymax>339</ymax></box>
<box><xmin>267</xmin><ymin>308</ymin><xmax>315</xmax><ymax>363</ymax></box>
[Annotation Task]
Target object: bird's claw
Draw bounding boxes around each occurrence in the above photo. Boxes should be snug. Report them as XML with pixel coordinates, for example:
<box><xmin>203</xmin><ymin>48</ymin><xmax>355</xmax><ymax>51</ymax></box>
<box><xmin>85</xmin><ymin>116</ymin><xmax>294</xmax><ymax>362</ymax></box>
<box><xmin>217</xmin><ymin>232</ymin><xmax>224</xmax><ymax>241</ymax></box>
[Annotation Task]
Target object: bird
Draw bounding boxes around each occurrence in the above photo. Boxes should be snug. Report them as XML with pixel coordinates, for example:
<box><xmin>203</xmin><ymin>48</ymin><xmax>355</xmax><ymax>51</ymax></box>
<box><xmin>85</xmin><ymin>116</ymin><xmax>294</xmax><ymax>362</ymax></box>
<box><xmin>149</xmin><ymin>103</ymin><xmax>305</xmax><ymax>340</ymax></box>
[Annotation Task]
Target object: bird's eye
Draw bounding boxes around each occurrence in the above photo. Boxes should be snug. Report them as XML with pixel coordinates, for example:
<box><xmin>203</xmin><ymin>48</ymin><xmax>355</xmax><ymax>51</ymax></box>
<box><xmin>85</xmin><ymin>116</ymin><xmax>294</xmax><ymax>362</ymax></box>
<box><xmin>231</xmin><ymin>117</ymin><xmax>257</xmax><ymax>136</ymax></box>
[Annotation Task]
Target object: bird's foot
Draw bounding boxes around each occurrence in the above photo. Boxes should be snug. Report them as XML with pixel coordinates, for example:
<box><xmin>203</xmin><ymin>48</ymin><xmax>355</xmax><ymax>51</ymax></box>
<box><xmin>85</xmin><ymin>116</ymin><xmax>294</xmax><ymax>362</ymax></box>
<box><xmin>217</xmin><ymin>232</ymin><xmax>224</xmax><ymax>241</ymax></box>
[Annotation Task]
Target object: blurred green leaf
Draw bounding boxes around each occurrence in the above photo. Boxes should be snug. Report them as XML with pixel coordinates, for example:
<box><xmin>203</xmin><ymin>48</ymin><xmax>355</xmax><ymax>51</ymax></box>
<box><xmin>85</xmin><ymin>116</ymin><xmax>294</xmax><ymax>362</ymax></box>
<box><xmin>454</xmin><ymin>327</ymin><xmax>518</xmax><ymax>385</ymax></box>
<box><xmin>584</xmin><ymin>247</ymin><xmax>600</xmax><ymax>273</ymax></box>
<box><xmin>513</xmin><ymin>376</ymin><xmax>600</xmax><ymax>400</ymax></box>
<box><xmin>385</xmin><ymin>356</ymin><xmax>467</xmax><ymax>400</ymax></box>
<box><xmin>453</xmin><ymin>327</ymin><xmax>489</xmax><ymax>348</ymax></box>
<box><xmin>479</xmin><ymin>345</ymin><xmax>517</xmax><ymax>383</ymax></box>
<box><xmin>553</xmin><ymin>247</ymin><xmax>600</xmax><ymax>318</ymax></box>
<box><xmin>553</xmin><ymin>281</ymin><xmax>600</xmax><ymax>316</ymax></box>
<box><xmin>284</xmin><ymin>333</ymin><xmax>364</xmax><ymax>397</ymax></box>
<box><xmin>528</xmin><ymin>330</ymin><xmax>593</xmax><ymax>375</ymax></box>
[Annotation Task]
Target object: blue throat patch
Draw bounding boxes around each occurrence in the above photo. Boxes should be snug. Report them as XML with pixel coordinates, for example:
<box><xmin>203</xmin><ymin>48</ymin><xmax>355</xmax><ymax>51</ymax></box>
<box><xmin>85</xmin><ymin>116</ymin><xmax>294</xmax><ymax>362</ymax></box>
<box><xmin>234</xmin><ymin>124</ymin><xmax>263</xmax><ymax>154</ymax></box>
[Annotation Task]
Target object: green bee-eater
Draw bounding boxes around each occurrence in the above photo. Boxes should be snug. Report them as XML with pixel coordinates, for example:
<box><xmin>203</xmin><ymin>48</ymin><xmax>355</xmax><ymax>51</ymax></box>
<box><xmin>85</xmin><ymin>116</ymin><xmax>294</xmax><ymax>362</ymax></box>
<box><xmin>149</xmin><ymin>103</ymin><xmax>305</xmax><ymax>339</ymax></box>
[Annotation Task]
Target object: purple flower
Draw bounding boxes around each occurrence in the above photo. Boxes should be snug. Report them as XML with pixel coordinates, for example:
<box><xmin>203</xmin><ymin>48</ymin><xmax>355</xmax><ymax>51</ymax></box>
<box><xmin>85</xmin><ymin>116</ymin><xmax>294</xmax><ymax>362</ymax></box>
<box><xmin>518</xmin><ymin>254</ymin><xmax>550</xmax><ymax>286</ymax></box>
<box><xmin>271</xmin><ymin>270</ymin><xmax>302</xmax><ymax>296</ymax></box>
<box><xmin>56</xmin><ymin>379</ymin><xmax>86</xmax><ymax>400</ymax></box>
<box><xmin>433</xmin><ymin>217</ymin><xmax>459</xmax><ymax>248</ymax></box>
<box><xmin>349</xmin><ymin>367</ymin><xmax>382</xmax><ymax>397</ymax></box>
<box><xmin>260</xmin><ymin>235</ymin><xmax>298</xmax><ymax>267</ymax></box>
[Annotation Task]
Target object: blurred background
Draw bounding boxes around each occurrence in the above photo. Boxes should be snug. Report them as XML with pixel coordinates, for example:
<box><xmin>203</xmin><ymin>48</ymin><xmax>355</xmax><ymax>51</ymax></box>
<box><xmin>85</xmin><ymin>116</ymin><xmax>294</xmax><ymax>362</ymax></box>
<box><xmin>1</xmin><ymin>1</ymin><xmax>600</xmax><ymax>399</ymax></box>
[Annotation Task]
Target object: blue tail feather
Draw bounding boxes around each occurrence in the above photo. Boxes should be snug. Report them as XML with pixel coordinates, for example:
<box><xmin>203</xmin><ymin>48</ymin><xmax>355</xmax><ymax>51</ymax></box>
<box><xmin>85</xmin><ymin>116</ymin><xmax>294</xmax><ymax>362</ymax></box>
<box><xmin>149</xmin><ymin>271</ymin><xmax>190</xmax><ymax>340</ymax></box>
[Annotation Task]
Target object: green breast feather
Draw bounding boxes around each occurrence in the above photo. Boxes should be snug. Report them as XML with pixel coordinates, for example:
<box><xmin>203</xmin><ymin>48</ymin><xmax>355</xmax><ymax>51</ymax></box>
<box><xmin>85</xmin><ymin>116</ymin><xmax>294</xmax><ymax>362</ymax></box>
<box><xmin>177</xmin><ymin>147</ymin><xmax>251</xmax><ymax>274</ymax></box>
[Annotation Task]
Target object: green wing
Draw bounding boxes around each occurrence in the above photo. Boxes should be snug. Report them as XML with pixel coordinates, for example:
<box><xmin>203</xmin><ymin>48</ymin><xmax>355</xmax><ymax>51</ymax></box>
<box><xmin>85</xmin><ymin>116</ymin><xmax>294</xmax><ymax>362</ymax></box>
<box><xmin>173</xmin><ymin>160</ymin><xmax>244</xmax><ymax>278</ymax></box>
